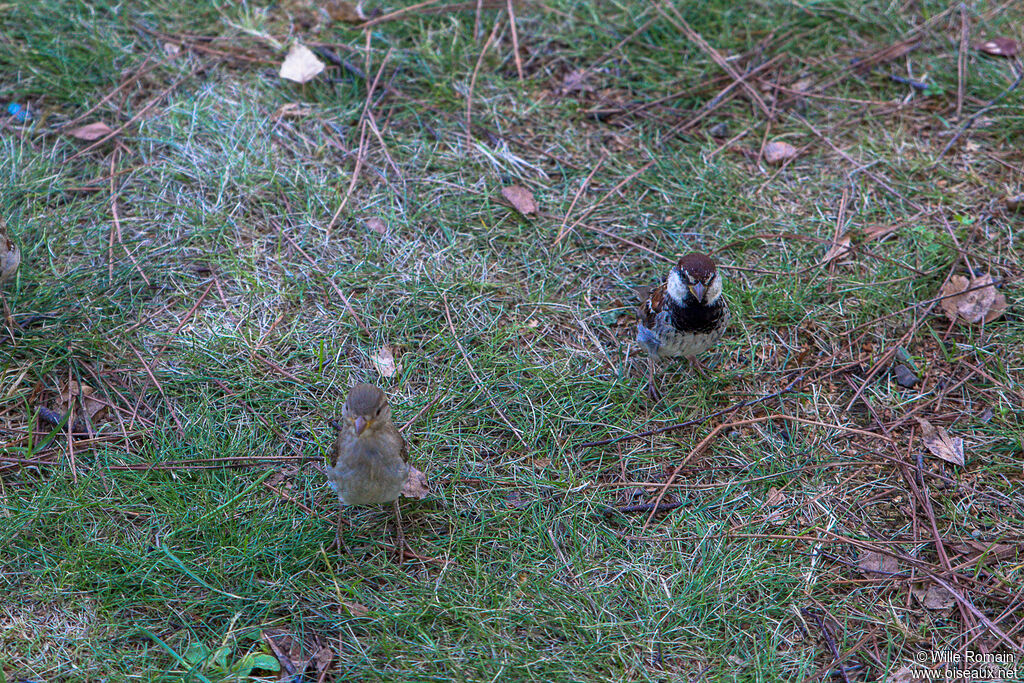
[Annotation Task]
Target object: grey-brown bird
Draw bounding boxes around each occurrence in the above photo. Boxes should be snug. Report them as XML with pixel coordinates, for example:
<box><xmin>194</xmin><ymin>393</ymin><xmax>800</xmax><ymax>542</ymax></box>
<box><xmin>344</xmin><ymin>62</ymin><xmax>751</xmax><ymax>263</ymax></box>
<box><xmin>327</xmin><ymin>383</ymin><xmax>409</xmax><ymax>554</ymax></box>
<box><xmin>637</xmin><ymin>252</ymin><xmax>730</xmax><ymax>399</ymax></box>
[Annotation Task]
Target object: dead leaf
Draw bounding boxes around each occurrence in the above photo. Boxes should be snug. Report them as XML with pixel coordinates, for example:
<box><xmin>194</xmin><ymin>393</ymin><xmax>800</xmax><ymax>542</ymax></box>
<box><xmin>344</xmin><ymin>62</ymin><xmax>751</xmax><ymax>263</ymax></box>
<box><xmin>313</xmin><ymin>645</ymin><xmax>332</xmax><ymax>673</ymax></box>
<box><xmin>915</xmin><ymin>418</ymin><xmax>964</xmax><ymax>466</ymax></box>
<box><xmin>370</xmin><ymin>346</ymin><xmax>398</xmax><ymax>378</ymax></box>
<box><xmin>939</xmin><ymin>274</ymin><xmax>1006</xmax><ymax>324</ymax></box>
<box><xmin>532</xmin><ymin>457</ymin><xmax>551</xmax><ymax>469</ymax></box>
<box><xmin>977</xmin><ymin>37</ymin><xmax>1019</xmax><ymax>57</ymax></box>
<box><xmin>1</xmin><ymin>233</ymin><xmax>20</xmax><ymax>283</ymax></box>
<box><xmin>401</xmin><ymin>466</ymin><xmax>429</xmax><ymax>499</ymax></box>
<box><xmin>886</xmin><ymin>665</ymin><xmax>919</xmax><ymax>683</ymax></box>
<box><xmin>279</xmin><ymin>43</ymin><xmax>325</xmax><ymax>84</ymax></box>
<box><xmin>765</xmin><ymin>487</ymin><xmax>786</xmax><ymax>506</ymax></box>
<box><xmin>820</xmin><ymin>234</ymin><xmax>852</xmax><ymax>265</ymax></box>
<box><xmin>858</xmin><ymin>550</ymin><xmax>898</xmax><ymax>577</ymax></box>
<box><xmin>763</xmin><ymin>140</ymin><xmax>798</xmax><ymax>164</ymax></box>
<box><xmin>911</xmin><ymin>583</ymin><xmax>955</xmax><ymax>610</ymax></box>
<box><xmin>863</xmin><ymin>224</ymin><xmax>899</xmax><ymax>242</ymax></box>
<box><xmin>163</xmin><ymin>42</ymin><xmax>181</xmax><ymax>58</ymax></box>
<box><xmin>364</xmin><ymin>217</ymin><xmax>386</xmax><ymax>234</ymax></box>
<box><xmin>59</xmin><ymin>381</ymin><xmax>108</xmax><ymax>422</ymax></box>
<box><xmin>325</xmin><ymin>0</ymin><xmax>366</xmax><ymax>23</ymax></box>
<box><xmin>560</xmin><ymin>69</ymin><xmax>595</xmax><ymax>94</ymax></box>
<box><xmin>272</xmin><ymin>102</ymin><xmax>312</xmax><ymax>120</ymax></box>
<box><xmin>67</xmin><ymin>122</ymin><xmax>114</xmax><ymax>141</ymax></box>
<box><xmin>342</xmin><ymin>601</ymin><xmax>370</xmax><ymax>617</ymax></box>
<box><xmin>950</xmin><ymin>541</ymin><xmax>1017</xmax><ymax>565</ymax></box>
<box><xmin>500</xmin><ymin>185</ymin><xmax>537</xmax><ymax>216</ymax></box>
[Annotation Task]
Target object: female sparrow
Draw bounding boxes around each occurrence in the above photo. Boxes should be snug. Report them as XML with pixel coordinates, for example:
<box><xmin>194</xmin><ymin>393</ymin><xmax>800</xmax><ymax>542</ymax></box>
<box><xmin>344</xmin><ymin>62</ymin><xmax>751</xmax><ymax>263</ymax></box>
<box><xmin>328</xmin><ymin>383</ymin><xmax>410</xmax><ymax>553</ymax></box>
<box><xmin>636</xmin><ymin>252</ymin><xmax>729</xmax><ymax>399</ymax></box>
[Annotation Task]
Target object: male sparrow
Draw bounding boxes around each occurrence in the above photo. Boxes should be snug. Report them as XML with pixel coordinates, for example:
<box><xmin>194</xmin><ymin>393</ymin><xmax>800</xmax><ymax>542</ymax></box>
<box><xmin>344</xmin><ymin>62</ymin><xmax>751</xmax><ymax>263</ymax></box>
<box><xmin>327</xmin><ymin>383</ymin><xmax>410</xmax><ymax>554</ymax></box>
<box><xmin>636</xmin><ymin>252</ymin><xmax>729</xmax><ymax>398</ymax></box>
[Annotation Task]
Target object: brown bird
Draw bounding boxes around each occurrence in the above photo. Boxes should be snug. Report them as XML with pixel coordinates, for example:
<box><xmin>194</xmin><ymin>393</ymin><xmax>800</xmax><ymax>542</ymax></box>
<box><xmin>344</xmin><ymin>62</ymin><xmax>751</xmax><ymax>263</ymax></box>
<box><xmin>637</xmin><ymin>252</ymin><xmax>730</xmax><ymax>399</ymax></box>
<box><xmin>327</xmin><ymin>383</ymin><xmax>410</xmax><ymax>555</ymax></box>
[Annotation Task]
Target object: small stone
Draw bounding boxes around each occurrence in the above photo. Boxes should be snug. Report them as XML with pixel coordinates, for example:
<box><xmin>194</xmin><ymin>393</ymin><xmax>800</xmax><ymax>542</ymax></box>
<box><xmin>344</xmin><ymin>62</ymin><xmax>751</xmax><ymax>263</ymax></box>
<box><xmin>1006</xmin><ymin>195</ymin><xmax>1024</xmax><ymax>212</ymax></box>
<box><xmin>708</xmin><ymin>122</ymin><xmax>729</xmax><ymax>138</ymax></box>
<box><xmin>893</xmin><ymin>364</ymin><xmax>919</xmax><ymax>389</ymax></box>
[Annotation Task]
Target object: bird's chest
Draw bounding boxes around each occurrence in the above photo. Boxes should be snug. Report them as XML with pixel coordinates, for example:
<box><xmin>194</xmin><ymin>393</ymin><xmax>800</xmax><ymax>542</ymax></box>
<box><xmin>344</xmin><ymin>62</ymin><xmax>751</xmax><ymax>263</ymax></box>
<box><xmin>328</xmin><ymin>439</ymin><xmax>409</xmax><ymax>505</ymax></box>
<box><xmin>639</xmin><ymin>301</ymin><xmax>729</xmax><ymax>359</ymax></box>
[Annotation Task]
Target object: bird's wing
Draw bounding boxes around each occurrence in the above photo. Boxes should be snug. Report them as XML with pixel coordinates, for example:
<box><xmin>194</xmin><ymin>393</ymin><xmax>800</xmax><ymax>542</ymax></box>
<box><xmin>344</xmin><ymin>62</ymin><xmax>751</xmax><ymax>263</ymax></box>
<box><xmin>639</xmin><ymin>282</ymin><xmax>668</xmax><ymax>328</ymax></box>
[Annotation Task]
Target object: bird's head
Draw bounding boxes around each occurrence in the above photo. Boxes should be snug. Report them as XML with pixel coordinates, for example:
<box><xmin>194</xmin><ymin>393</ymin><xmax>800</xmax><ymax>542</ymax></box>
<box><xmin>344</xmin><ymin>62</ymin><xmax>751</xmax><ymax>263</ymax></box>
<box><xmin>667</xmin><ymin>252</ymin><xmax>723</xmax><ymax>305</ymax></box>
<box><xmin>341</xmin><ymin>383</ymin><xmax>391</xmax><ymax>437</ymax></box>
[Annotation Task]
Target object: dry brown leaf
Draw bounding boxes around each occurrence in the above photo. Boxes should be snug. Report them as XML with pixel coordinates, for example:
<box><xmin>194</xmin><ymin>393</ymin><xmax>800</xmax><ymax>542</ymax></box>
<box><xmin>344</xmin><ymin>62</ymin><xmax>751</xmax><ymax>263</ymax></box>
<box><xmin>560</xmin><ymin>69</ymin><xmax>594</xmax><ymax>94</ymax></box>
<box><xmin>763</xmin><ymin>140</ymin><xmax>798</xmax><ymax>164</ymax></box>
<box><xmin>1</xmin><ymin>233</ymin><xmax>20</xmax><ymax>283</ymax></box>
<box><xmin>977</xmin><ymin>37</ymin><xmax>1019</xmax><ymax>57</ymax></box>
<box><xmin>343</xmin><ymin>601</ymin><xmax>370</xmax><ymax>617</ymax></box>
<box><xmin>401</xmin><ymin>465</ymin><xmax>429</xmax><ymax>499</ymax></box>
<box><xmin>500</xmin><ymin>185</ymin><xmax>538</xmax><ymax>216</ymax></box>
<box><xmin>59</xmin><ymin>381</ymin><xmax>108</xmax><ymax>422</ymax></box>
<box><xmin>370</xmin><ymin>346</ymin><xmax>398</xmax><ymax>378</ymax></box>
<box><xmin>273</xmin><ymin>102</ymin><xmax>313</xmax><ymax>120</ymax></box>
<box><xmin>911</xmin><ymin>583</ymin><xmax>955</xmax><ymax>610</ymax></box>
<box><xmin>950</xmin><ymin>541</ymin><xmax>1017</xmax><ymax>565</ymax></box>
<box><xmin>279</xmin><ymin>43</ymin><xmax>325</xmax><ymax>84</ymax></box>
<box><xmin>68</xmin><ymin>122</ymin><xmax>114</xmax><ymax>141</ymax></box>
<box><xmin>939</xmin><ymin>274</ymin><xmax>1006</xmax><ymax>324</ymax></box>
<box><xmin>163</xmin><ymin>42</ymin><xmax>181</xmax><ymax>58</ymax></box>
<box><xmin>863</xmin><ymin>224</ymin><xmax>899</xmax><ymax>242</ymax></box>
<box><xmin>364</xmin><ymin>217</ymin><xmax>387</xmax><ymax>234</ymax></box>
<box><xmin>915</xmin><ymin>417</ymin><xmax>964</xmax><ymax>466</ymax></box>
<box><xmin>532</xmin><ymin>457</ymin><xmax>551</xmax><ymax>469</ymax></box>
<box><xmin>820</xmin><ymin>234</ymin><xmax>852</xmax><ymax>266</ymax></box>
<box><xmin>313</xmin><ymin>645</ymin><xmax>333</xmax><ymax>673</ymax></box>
<box><xmin>886</xmin><ymin>665</ymin><xmax>919</xmax><ymax>683</ymax></box>
<box><xmin>858</xmin><ymin>550</ymin><xmax>898</xmax><ymax>577</ymax></box>
<box><xmin>765</xmin><ymin>487</ymin><xmax>786</xmax><ymax>506</ymax></box>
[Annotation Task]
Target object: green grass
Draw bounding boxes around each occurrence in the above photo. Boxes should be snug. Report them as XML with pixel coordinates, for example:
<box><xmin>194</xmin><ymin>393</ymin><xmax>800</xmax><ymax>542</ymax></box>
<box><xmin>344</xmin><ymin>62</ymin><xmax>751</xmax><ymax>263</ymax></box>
<box><xmin>2</xmin><ymin>0</ymin><xmax>1024</xmax><ymax>680</ymax></box>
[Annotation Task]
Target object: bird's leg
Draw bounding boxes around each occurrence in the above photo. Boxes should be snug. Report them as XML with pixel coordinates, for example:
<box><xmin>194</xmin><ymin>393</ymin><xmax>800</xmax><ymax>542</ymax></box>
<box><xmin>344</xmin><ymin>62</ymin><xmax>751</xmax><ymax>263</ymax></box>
<box><xmin>687</xmin><ymin>355</ymin><xmax>707</xmax><ymax>378</ymax></box>
<box><xmin>392</xmin><ymin>499</ymin><xmax>406</xmax><ymax>562</ymax></box>
<box><xmin>329</xmin><ymin>508</ymin><xmax>350</xmax><ymax>553</ymax></box>
<box><xmin>646</xmin><ymin>355</ymin><xmax>661</xmax><ymax>401</ymax></box>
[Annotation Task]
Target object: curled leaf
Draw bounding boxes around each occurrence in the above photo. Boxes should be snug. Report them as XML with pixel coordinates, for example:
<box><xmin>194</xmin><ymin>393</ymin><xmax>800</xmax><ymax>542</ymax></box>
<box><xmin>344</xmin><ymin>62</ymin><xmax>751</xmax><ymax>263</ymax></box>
<box><xmin>370</xmin><ymin>346</ymin><xmax>398</xmax><ymax>378</ymax></box>
<box><xmin>68</xmin><ymin>122</ymin><xmax>114</xmax><ymax>141</ymax></box>
<box><xmin>911</xmin><ymin>583</ymin><xmax>955</xmax><ymax>610</ymax></box>
<box><xmin>500</xmin><ymin>185</ymin><xmax>538</xmax><ymax>216</ymax></box>
<box><xmin>364</xmin><ymin>217</ymin><xmax>387</xmax><ymax>234</ymax></box>
<box><xmin>915</xmin><ymin>417</ymin><xmax>964</xmax><ymax>466</ymax></box>
<box><xmin>939</xmin><ymin>274</ymin><xmax>1006</xmax><ymax>324</ymax></box>
<box><xmin>763</xmin><ymin>140</ymin><xmax>798</xmax><ymax>164</ymax></box>
<box><xmin>401</xmin><ymin>465</ymin><xmax>429</xmax><ymax>499</ymax></box>
<box><xmin>279</xmin><ymin>43</ymin><xmax>325</xmax><ymax>84</ymax></box>
<box><xmin>858</xmin><ymin>550</ymin><xmax>898</xmax><ymax>577</ymax></box>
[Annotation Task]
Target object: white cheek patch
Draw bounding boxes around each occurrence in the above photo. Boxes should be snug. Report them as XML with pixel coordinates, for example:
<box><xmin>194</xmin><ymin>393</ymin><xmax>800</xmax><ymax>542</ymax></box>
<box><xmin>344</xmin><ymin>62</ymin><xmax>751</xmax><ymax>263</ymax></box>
<box><xmin>705</xmin><ymin>274</ymin><xmax>723</xmax><ymax>303</ymax></box>
<box><xmin>666</xmin><ymin>269</ymin><xmax>686</xmax><ymax>303</ymax></box>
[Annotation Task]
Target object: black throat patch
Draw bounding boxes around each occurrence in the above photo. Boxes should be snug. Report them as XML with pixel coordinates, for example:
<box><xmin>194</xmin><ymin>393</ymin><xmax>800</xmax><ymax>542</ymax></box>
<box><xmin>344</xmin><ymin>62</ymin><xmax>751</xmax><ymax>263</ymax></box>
<box><xmin>668</xmin><ymin>296</ymin><xmax>726</xmax><ymax>334</ymax></box>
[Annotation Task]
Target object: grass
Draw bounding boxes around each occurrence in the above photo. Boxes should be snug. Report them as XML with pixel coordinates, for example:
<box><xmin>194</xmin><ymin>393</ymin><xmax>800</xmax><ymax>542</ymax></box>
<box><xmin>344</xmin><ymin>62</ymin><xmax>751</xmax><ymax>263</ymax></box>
<box><xmin>2</xmin><ymin>0</ymin><xmax>1024</xmax><ymax>680</ymax></box>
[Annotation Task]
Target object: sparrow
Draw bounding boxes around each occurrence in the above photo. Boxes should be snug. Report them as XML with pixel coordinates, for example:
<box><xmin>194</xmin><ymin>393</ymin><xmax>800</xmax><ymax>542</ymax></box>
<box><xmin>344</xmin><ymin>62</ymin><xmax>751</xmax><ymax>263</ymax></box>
<box><xmin>636</xmin><ymin>252</ymin><xmax>730</xmax><ymax>399</ymax></box>
<box><xmin>327</xmin><ymin>383</ymin><xmax>410</xmax><ymax>554</ymax></box>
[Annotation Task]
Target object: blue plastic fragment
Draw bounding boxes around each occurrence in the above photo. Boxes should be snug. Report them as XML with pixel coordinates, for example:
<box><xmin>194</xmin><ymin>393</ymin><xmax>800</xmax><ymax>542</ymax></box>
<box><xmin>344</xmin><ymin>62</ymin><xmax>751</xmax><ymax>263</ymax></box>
<box><xmin>7</xmin><ymin>102</ymin><xmax>31</xmax><ymax>122</ymax></box>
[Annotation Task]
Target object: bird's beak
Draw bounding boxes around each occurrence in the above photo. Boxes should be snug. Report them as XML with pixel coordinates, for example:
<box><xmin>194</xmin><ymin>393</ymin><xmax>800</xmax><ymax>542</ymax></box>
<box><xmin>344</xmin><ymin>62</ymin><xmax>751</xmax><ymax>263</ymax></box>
<box><xmin>354</xmin><ymin>416</ymin><xmax>368</xmax><ymax>435</ymax></box>
<box><xmin>689</xmin><ymin>282</ymin><xmax>706</xmax><ymax>302</ymax></box>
